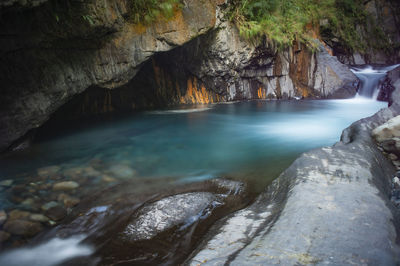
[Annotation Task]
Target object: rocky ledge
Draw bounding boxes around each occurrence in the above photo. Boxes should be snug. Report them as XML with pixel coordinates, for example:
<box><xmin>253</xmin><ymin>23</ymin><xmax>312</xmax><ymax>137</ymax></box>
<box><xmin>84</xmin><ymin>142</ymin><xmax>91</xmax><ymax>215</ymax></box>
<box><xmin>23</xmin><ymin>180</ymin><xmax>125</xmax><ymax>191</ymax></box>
<box><xmin>185</xmin><ymin>97</ymin><xmax>400</xmax><ymax>264</ymax></box>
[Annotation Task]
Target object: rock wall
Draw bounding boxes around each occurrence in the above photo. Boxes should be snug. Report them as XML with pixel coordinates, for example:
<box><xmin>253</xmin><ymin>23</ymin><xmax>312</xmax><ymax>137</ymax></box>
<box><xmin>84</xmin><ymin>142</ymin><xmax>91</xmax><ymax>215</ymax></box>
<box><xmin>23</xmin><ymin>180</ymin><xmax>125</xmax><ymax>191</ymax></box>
<box><xmin>50</xmin><ymin>21</ymin><xmax>358</xmax><ymax>121</ymax></box>
<box><xmin>333</xmin><ymin>0</ymin><xmax>400</xmax><ymax>64</ymax></box>
<box><xmin>0</xmin><ymin>0</ymin><xmax>222</xmax><ymax>151</ymax></box>
<box><xmin>0</xmin><ymin>1</ymin><xmax>358</xmax><ymax>151</ymax></box>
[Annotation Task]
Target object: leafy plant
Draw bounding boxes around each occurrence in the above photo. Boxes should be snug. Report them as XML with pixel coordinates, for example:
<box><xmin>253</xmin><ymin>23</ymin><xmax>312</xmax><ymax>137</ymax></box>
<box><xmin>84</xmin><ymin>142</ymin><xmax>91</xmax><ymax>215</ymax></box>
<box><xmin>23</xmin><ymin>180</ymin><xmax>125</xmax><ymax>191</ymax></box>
<box><xmin>228</xmin><ymin>0</ymin><xmax>388</xmax><ymax>52</ymax></box>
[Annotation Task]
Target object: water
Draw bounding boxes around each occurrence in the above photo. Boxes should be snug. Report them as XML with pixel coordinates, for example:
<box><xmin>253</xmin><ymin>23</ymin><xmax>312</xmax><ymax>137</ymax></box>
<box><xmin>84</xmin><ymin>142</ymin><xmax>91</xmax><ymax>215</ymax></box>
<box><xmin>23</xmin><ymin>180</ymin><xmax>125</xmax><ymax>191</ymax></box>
<box><xmin>351</xmin><ymin>64</ymin><xmax>400</xmax><ymax>99</ymax></box>
<box><xmin>0</xmin><ymin>65</ymin><xmax>391</xmax><ymax>264</ymax></box>
<box><xmin>0</xmin><ymin>100</ymin><xmax>386</xmax><ymax>189</ymax></box>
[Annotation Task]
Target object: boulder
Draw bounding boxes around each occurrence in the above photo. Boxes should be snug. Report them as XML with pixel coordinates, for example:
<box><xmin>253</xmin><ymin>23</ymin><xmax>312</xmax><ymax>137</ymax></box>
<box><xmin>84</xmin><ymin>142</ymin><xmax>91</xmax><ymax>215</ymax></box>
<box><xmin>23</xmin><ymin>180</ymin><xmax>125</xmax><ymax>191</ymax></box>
<box><xmin>122</xmin><ymin>192</ymin><xmax>221</xmax><ymax>241</ymax></box>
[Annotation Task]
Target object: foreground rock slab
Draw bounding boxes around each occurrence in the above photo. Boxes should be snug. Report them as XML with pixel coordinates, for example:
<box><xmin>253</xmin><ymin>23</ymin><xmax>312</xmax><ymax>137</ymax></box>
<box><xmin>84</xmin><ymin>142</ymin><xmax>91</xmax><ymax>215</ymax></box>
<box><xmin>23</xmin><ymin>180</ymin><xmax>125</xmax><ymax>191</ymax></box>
<box><xmin>188</xmin><ymin>105</ymin><xmax>400</xmax><ymax>265</ymax></box>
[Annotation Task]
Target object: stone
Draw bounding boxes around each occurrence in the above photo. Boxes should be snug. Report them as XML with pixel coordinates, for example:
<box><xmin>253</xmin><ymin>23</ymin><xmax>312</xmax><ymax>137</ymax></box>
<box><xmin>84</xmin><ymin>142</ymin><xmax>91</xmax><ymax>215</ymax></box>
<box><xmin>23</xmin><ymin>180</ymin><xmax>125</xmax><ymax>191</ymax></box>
<box><xmin>0</xmin><ymin>179</ymin><xmax>13</xmax><ymax>187</ymax></box>
<box><xmin>107</xmin><ymin>165</ymin><xmax>137</xmax><ymax>179</ymax></box>
<box><xmin>373</xmin><ymin>115</ymin><xmax>400</xmax><ymax>143</ymax></box>
<box><xmin>8</xmin><ymin>210</ymin><xmax>30</xmax><ymax>221</ymax></box>
<box><xmin>29</xmin><ymin>214</ymin><xmax>49</xmax><ymax>223</ymax></box>
<box><xmin>57</xmin><ymin>193</ymin><xmax>80</xmax><ymax>208</ymax></box>
<box><xmin>41</xmin><ymin>201</ymin><xmax>59</xmax><ymax>211</ymax></box>
<box><xmin>52</xmin><ymin>181</ymin><xmax>79</xmax><ymax>191</ymax></box>
<box><xmin>37</xmin><ymin>166</ymin><xmax>61</xmax><ymax>177</ymax></box>
<box><xmin>189</xmin><ymin>102</ymin><xmax>400</xmax><ymax>265</ymax></box>
<box><xmin>0</xmin><ymin>210</ymin><xmax>7</xmax><ymax>226</ymax></box>
<box><xmin>45</xmin><ymin>206</ymin><xmax>67</xmax><ymax>221</ymax></box>
<box><xmin>21</xmin><ymin>198</ymin><xmax>35</xmax><ymax>207</ymax></box>
<box><xmin>0</xmin><ymin>231</ymin><xmax>10</xmax><ymax>243</ymax></box>
<box><xmin>101</xmin><ymin>175</ymin><xmax>117</xmax><ymax>183</ymax></box>
<box><xmin>3</xmin><ymin>220</ymin><xmax>43</xmax><ymax>236</ymax></box>
<box><xmin>389</xmin><ymin>153</ymin><xmax>398</xmax><ymax>161</ymax></box>
<box><xmin>122</xmin><ymin>192</ymin><xmax>220</xmax><ymax>241</ymax></box>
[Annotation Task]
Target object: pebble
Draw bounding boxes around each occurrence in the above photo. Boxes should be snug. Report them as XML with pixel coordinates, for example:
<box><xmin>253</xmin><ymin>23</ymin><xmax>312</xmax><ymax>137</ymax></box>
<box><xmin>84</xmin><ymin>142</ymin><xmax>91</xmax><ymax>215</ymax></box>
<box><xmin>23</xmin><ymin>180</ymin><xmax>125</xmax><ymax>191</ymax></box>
<box><xmin>3</xmin><ymin>219</ymin><xmax>43</xmax><ymax>237</ymax></box>
<box><xmin>45</xmin><ymin>206</ymin><xmax>67</xmax><ymax>221</ymax></box>
<box><xmin>0</xmin><ymin>179</ymin><xmax>13</xmax><ymax>187</ymax></box>
<box><xmin>21</xmin><ymin>198</ymin><xmax>35</xmax><ymax>207</ymax></box>
<box><xmin>0</xmin><ymin>210</ymin><xmax>7</xmax><ymax>226</ymax></box>
<box><xmin>102</xmin><ymin>175</ymin><xmax>117</xmax><ymax>183</ymax></box>
<box><xmin>389</xmin><ymin>153</ymin><xmax>398</xmax><ymax>161</ymax></box>
<box><xmin>41</xmin><ymin>201</ymin><xmax>59</xmax><ymax>211</ymax></box>
<box><xmin>8</xmin><ymin>210</ymin><xmax>31</xmax><ymax>221</ymax></box>
<box><xmin>0</xmin><ymin>231</ymin><xmax>10</xmax><ymax>243</ymax></box>
<box><xmin>58</xmin><ymin>193</ymin><xmax>80</xmax><ymax>208</ymax></box>
<box><xmin>107</xmin><ymin>164</ymin><xmax>137</xmax><ymax>179</ymax></box>
<box><xmin>37</xmin><ymin>166</ymin><xmax>61</xmax><ymax>177</ymax></box>
<box><xmin>29</xmin><ymin>214</ymin><xmax>49</xmax><ymax>223</ymax></box>
<box><xmin>53</xmin><ymin>181</ymin><xmax>79</xmax><ymax>191</ymax></box>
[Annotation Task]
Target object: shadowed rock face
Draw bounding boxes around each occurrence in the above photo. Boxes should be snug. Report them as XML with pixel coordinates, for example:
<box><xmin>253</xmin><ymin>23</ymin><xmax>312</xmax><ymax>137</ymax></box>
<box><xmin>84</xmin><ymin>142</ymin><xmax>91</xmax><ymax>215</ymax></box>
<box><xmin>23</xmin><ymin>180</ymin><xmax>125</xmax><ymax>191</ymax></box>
<box><xmin>23</xmin><ymin>178</ymin><xmax>252</xmax><ymax>265</ymax></box>
<box><xmin>186</xmin><ymin>103</ymin><xmax>400</xmax><ymax>265</ymax></box>
<box><xmin>0</xmin><ymin>0</ymin><xmax>221</xmax><ymax>152</ymax></box>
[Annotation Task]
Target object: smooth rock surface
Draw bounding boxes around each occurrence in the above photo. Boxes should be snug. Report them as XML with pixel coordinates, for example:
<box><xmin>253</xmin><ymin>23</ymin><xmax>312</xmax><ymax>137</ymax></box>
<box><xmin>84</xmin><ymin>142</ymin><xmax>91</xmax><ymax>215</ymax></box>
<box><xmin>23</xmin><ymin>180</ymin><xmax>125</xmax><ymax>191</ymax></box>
<box><xmin>122</xmin><ymin>192</ymin><xmax>221</xmax><ymax>241</ymax></box>
<box><xmin>188</xmin><ymin>104</ymin><xmax>400</xmax><ymax>265</ymax></box>
<box><xmin>53</xmin><ymin>181</ymin><xmax>79</xmax><ymax>191</ymax></box>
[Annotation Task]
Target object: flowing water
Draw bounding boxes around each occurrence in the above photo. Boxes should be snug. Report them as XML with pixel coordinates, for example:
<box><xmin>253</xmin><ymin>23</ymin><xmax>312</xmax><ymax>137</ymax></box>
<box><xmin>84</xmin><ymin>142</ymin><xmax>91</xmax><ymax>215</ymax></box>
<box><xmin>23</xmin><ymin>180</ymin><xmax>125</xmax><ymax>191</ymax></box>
<box><xmin>0</xmin><ymin>65</ymin><xmax>394</xmax><ymax>265</ymax></box>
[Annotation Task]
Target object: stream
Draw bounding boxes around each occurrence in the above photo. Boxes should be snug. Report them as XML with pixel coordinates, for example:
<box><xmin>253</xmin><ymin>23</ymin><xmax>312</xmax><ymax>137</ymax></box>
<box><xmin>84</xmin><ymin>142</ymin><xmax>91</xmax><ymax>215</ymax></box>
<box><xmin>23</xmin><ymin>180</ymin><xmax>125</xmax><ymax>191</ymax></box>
<box><xmin>0</xmin><ymin>65</ymin><xmax>395</xmax><ymax>265</ymax></box>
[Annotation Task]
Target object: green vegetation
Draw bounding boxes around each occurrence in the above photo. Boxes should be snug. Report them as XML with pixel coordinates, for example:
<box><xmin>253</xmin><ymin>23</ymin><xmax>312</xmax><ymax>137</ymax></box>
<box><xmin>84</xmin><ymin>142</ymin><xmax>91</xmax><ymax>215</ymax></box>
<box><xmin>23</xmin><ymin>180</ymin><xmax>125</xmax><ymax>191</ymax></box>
<box><xmin>228</xmin><ymin>0</ymin><xmax>386</xmax><ymax>52</ymax></box>
<box><xmin>130</xmin><ymin>0</ymin><xmax>182</xmax><ymax>25</ymax></box>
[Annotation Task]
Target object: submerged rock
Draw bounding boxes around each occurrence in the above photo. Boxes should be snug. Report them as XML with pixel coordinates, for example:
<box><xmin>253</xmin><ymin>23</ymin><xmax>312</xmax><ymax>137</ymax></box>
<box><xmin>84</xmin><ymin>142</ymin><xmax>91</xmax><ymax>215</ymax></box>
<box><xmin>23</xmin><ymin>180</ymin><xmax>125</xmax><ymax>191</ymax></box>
<box><xmin>122</xmin><ymin>192</ymin><xmax>221</xmax><ymax>242</ymax></box>
<box><xmin>0</xmin><ymin>179</ymin><xmax>13</xmax><ymax>187</ymax></box>
<box><xmin>0</xmin><ymin>210</ymin><xmax>7</xmax><ymax>226</ymax></box>
<box><xmin>3</xmin><ymin>219</ymin><xmax>43</xmax><ymax>237</ymax></box>
<box><xmin>52</xmin><ymin>181</ymin><xmax>79</xmax><ymax>191</ymax></box>
<box><xmin>0</xmin><ymin>231</ymin><xmax>10</xmax><ymax>243</ymax></box>
<box><xmin>45</xmin><ymin>206</ymin><xmax>67</xmax><ymax>221</ymax></box>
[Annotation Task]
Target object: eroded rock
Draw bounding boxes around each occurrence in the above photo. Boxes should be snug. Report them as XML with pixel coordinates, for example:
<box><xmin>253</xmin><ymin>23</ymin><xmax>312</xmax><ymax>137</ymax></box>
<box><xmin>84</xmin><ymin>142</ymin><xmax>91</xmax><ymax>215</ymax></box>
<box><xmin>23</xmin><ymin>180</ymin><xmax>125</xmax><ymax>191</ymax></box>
<box><xmin>122</xmin><ymin>192</ymin><xmax>221</xmax><ymax>242</ymax></box>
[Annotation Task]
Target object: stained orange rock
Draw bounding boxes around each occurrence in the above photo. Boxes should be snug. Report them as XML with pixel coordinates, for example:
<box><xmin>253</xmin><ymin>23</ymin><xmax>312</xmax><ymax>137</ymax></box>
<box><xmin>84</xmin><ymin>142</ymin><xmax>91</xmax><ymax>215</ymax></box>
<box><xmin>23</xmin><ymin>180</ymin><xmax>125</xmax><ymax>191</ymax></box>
<box><xmin>257</xmin><ymin>87</ymin><xmax>266</xmax><ymax>99</ymax></box>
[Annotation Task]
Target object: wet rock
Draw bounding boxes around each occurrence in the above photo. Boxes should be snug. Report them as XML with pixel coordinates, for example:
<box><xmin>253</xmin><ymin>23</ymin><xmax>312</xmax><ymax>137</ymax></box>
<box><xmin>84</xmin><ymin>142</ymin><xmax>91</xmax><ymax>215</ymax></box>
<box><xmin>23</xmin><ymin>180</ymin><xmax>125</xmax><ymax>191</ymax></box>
<box><xmin>3</xmin><ymin>219</ymin><xmax>43</xmax><ymax>236</ymax></box>
<box><xmin>11</xmin><ymin>185</ymin><xmax>27</xmax><ymax>195</ymax></box>
<box><xmin>53</xmin><ymin>181</ymin><xmax>79</xmax><ymax>191</ymax></box>
<box><xmin>389</xmin><ymin>153</ymin><xmax>398</xmax><ymax>161</ymax></box>
<box><xmin>29</xmin><ymin>214</ymin><xmax>49</xmax><ymax>223</ymax></box>
<box><xmin>41</xmin><ymin>201</ymin><xmax>59</xmax><ymax>211</ymax></box>
<box><xmin>107</xmin><ymin>165</ymin><xmax>137</xmax><ymax>179</ymax></box>
<box><xmin>45</xmin><ymin>206</ymin><xmax>67</xmax><ymax>221</ymax></box>
<box><xmin>37</xmin><ymin>166</ymin><xmax>60</xmax><ymax>177</ymax></box>
<box><xmin>0</xmin><ymin>231</ymin><xmax>10</xmax><ymax>243</ymax></box>
<box><xmin>0</xmin><ymin>179</ymin><xmax>13</xmax><ymax>187</ymax></box>
<box><xmin>8</xmin><ymin>210</ymin><xmax>30</xmax><ymax>221</ymax></box>
<box><xmin>0</xmin><ymin>210</ymin><xmax>7</xmax><ymax>226</ymax></box>
<box><xmin>122</xmin><ymin>192</ymin><xmax>221</xmax><ymax>241</ymax></box>
<box><xmin>188</xmin><ymin>102</ymin><xmax>400</xmax><ymax>265</ymax></box>
<box><xmin>21</xmin><ymin>197</ymin><xmax>35</xmax><ymax>207</ymax></box>
<box><xmin>57</xmin><ymin>193</ymin><xmax>80</xmax><ymax>208</ymax></box>
<box><xmin>101</xmin><ymin>175</ymin><xmax>117</xmax><ymax>183</ymax></box>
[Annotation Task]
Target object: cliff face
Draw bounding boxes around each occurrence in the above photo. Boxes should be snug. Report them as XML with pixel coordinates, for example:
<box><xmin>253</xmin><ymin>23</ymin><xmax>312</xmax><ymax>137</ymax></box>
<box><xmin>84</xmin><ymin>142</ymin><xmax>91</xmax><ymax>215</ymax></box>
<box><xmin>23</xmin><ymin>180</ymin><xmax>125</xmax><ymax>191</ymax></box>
<box><xmin>0</xmin><ymin>0</ymin><xmax>358</xmax><ymax>151</ymax></box>
<box><xmin>0</xmin><ymin>0</ymin><xmax>222</xmax><ymax>151</ymax></box>
<box><xmin>332</xmin><ymin>0</ymin><xmax>400</xmax><ymax>64</ymax></box>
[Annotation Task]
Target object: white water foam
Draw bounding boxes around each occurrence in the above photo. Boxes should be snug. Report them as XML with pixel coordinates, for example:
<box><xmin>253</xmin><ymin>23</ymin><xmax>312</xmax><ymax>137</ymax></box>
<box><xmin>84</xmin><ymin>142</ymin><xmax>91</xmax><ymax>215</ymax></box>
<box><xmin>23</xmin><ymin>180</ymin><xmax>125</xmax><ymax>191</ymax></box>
<box><xmin>0</xmin><ymin>235</ymin><xmax>94</xmax><ymax>266</ymax></box>
<box><xmin>351</xmin><ymin>64</ymin><xmax>400</xmax><ymax>99</ymax></box>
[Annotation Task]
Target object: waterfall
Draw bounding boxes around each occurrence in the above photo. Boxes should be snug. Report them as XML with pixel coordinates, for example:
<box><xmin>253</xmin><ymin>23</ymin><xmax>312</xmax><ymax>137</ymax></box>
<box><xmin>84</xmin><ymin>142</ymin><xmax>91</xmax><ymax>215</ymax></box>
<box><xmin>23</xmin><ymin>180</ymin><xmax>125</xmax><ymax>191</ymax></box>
<box><xmin>351</xmin><ymin>64</ymin><xmax>400</xmax><ymax>99</ymax></box>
